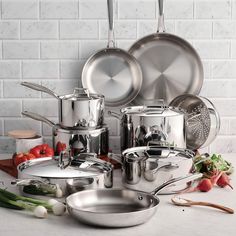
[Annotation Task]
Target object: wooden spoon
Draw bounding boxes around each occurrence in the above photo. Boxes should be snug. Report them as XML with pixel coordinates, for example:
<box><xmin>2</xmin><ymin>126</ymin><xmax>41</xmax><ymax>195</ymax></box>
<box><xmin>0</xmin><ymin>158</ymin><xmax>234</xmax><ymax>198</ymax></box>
<box><xmin>171</xmin><ymin>196</ymin><xmax>234</xmax><ymax>214</ymax></box>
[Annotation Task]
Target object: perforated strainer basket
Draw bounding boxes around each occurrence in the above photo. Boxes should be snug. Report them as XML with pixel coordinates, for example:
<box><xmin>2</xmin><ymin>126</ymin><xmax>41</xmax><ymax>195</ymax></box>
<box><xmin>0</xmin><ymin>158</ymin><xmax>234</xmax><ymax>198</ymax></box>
<box><xmin>169</xmin><ymin>94</ymin><xmax>220</xmax><ymax>150</ymax></box>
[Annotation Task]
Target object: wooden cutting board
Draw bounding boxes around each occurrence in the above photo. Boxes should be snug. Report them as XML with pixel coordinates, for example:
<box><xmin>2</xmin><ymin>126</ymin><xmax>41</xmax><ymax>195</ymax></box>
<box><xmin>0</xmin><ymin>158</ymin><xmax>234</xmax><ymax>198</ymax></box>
<box><xmin>0</xmin><ymin>159</ymin><xmax>18</xmax><ymax>178</ymax></box>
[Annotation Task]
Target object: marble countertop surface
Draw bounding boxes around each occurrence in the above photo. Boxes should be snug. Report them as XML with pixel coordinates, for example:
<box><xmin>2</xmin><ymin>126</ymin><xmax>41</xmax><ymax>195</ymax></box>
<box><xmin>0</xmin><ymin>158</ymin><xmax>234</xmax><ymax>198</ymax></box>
<box><xmin>0</xmin><ymin>153</ymin><xmax>235</xmax><ymax>236</ymax></box>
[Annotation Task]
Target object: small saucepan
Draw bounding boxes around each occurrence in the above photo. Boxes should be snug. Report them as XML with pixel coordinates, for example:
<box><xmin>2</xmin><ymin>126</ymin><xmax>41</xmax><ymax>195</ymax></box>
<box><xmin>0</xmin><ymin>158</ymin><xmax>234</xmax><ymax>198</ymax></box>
<box><xmin>66</xmin><ymin>173</ymin><xmax>202</xmax><ymax>228</ymax></box>
<box><xmin>21</xmin><ymin>82</ymin><xmax>104</xmax><ymax>129</ymax></box>
<box><xmin>110</xmin><ymin>146</ymin><xmax>195</xmax><ymax>194</ymax></box>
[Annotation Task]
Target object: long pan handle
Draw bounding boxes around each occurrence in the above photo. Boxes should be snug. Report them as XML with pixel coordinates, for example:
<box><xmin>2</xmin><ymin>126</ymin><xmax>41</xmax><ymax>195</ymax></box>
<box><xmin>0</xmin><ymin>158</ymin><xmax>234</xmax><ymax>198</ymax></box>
<box><xmin>157</xmin><ymin>0</ymin><xmax>166</xmax><ymax>33</ymax></box>
<box><xmin>21</xmin><ymin>81</ymin><xmax>59</xmax><ymax>99</ymax></box>
<box><xmin>22</xmin><ymin>111</ymin><xmax>55</xmax><ymax>127</ymax></box>
<box><xmin>107</xmin><ymin>0</ymin><xmax>115</xmax><ymax>48</ymax></box>
<box><xmin>151</xmin><ymin>173</ymin><xmax>203</xmax><ymax>195</ymax></box>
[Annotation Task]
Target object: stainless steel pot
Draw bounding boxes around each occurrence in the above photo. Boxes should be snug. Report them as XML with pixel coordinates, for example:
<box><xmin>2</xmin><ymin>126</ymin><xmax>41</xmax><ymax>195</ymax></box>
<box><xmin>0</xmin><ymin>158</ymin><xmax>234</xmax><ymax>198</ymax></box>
<box><xmin>22</xmin><ymin>111</ymin><xmax>109</xmax><ymax>156</ymax></box>
<box><xmin>13</xmin><ymin>153</ymin><xmax>113</xmax><ymax>199</ymax></box>
<box><xmin>21</xmin><ymin>82</ymin><xmax>105</xmax><ymax>129</ymax></box>
<box><xmin>110</xmin><ymin>146</ymin><xmax>194</xmax><ymax>194</ymax></box>
<box><xmin>110</xmin><ymin>105</ymin><xmax>186</xmax><ymax>152</ymax></box>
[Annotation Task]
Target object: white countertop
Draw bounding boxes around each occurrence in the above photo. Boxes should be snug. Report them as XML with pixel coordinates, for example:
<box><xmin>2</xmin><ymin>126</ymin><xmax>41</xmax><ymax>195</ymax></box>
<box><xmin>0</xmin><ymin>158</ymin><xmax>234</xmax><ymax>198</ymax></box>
<box><xmin>0</xmin><ymin>154</ymin><xmax>235</xmax><ymax>236</ymax></box>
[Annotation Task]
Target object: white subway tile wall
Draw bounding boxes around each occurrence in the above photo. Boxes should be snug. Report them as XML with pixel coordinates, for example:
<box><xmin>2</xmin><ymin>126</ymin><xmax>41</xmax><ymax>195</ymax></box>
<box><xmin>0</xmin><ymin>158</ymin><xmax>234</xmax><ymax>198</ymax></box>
<box><xmin>0</xmin><ymin>0</ymin><xmax>235</xmax><ymax>154</ymax></box>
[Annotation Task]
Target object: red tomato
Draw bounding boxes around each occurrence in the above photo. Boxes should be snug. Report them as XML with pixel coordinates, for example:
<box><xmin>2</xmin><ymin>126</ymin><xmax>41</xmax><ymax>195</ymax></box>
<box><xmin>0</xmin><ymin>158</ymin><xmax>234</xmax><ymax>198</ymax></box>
<box><xmin>13</xmin><ymin>153</ymin><xmax>36</xmax><ymax>166</ymax></box>
<box><xmin>29</xmin><ymin>143</ymin><xmax>54</xmax><ymax>158</ymax></box>
<box><xmin>55</xmin><ymin>142</ymin><xmax>66</xmax><ymax>155</ymax></box>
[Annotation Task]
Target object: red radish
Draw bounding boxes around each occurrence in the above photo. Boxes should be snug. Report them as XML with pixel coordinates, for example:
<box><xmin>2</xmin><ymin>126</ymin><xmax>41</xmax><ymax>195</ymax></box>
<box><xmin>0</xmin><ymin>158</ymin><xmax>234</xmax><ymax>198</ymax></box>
<box><xmin>196</xmin><ymin>178</ymin><xmax>213</xmax><ymax>192</ymax></box>
<box><xmin>217</xmin><ymin>173</ymin><xmax>233</xmax><ymax>189</ymax></box>
<box><xmin>209</xmin><ymin>171</ymin><xmax>223</xmax><ymax>185</ymax></box>
<box><xmin>182</xmin><ymin>178</ymin><xmax>213</xmax><ymax>193</ymax></box>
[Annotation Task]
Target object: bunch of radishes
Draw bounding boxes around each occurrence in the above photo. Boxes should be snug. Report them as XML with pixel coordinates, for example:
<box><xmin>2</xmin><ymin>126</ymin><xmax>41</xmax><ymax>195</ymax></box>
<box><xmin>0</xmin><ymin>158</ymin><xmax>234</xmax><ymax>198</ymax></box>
<box><xmin>191</xmin><ymin>153</ymin><xmax>234</xmax><ymax>193</ymax></box>
<box><xmin>189</xmin><ymin>171</ymin><xmax>233</xmax><ymax>193</ymax></box>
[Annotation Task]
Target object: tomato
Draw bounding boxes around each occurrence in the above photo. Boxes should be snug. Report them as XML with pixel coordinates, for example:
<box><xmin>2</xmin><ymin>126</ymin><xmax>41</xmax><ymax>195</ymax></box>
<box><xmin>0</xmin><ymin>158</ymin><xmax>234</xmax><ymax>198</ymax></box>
<box><xmin>55</xmin><ymin>142</ymin><xmax>66</xmax><ymax>155</ymax></box>
<box><xmin>13</xmin><ymin>153</ymin><xmax>36</xmax><ymax>166</ymax></box>
<box><xmin>29</xmin><ymin>143</ymin><xmax>54</xmax><ymax>158</ymax></box>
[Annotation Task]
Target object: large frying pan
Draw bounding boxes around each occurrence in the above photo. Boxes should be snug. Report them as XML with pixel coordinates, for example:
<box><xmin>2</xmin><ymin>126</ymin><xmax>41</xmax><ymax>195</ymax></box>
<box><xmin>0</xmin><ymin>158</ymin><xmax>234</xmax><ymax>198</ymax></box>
<box><xmin>66</xmin><ymin>173</ymin><xmax>202</xmax><ymax>228</ymax></box>
<box><xmin>82</xmin><ymin>0</ymin><xmax>142</xmax><ymax>107</ymax></box>
<box><xmin>129</xmin><ymin>0</ymin><xmax>203</xmax><ymax>105</ymax></box>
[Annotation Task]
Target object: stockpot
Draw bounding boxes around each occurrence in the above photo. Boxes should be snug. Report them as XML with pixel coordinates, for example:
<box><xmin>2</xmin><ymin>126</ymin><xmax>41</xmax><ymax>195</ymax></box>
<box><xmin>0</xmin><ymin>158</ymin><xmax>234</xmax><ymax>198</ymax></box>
<box><xmin>13</xmin><ymin>153</ymin><xmax>113</xmax><ymax>199</ymax></box>
<box><xmin>110</xmin><ymin>105</ymin><xmax>186</xmax><ymax>152</ymax></box>
<box><xmin>21</xmin><ymin>82</ymin><xmax>105</xmax><ymax>129</ymax></box>
<box><xmin>22</xmin><ymin>111</ymin><xmax>109</xmax><ymax>156</ymax></box>
<box><xmin>110</xmin><ymin>146</ymin><xmax>194</xmax><ymax>194</ymax></box>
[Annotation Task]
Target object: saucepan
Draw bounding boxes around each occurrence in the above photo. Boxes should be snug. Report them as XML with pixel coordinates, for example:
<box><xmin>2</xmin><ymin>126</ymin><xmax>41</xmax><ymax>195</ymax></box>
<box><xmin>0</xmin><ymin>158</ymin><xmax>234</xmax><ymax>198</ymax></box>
<box><xmin>21</xmin><ymin>82</ymin><xmax>105</xmax><ymax>129</ymax></box>
<box><xmin>66</xmin><ymin>173</ymin><xmax>202</xmax><ymax>228</ymax></box>
<box><xmin>109</xmin><ymin>146</ymin><xmax>195</xmax><ymax>194</ymax></box>
<box><xmin>22</xmin><ymin>111</ymin><xmax>109</xmax><ymax>156</ymax></box>
<box><xmin>12</xmin><ymin>153</ymin><xmax>113</xmax><ymax>199</ymax></box>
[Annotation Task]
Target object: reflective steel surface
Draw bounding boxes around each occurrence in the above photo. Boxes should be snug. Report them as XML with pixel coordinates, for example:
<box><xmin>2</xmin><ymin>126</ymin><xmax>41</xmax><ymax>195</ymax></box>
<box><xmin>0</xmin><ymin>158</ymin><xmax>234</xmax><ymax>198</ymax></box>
<box><xmin>129</xmin><ymin>33</ymin><xmax>204</xmax><ymax>105</ymax></box>
<box><xmin>82</xmin><ymin>48</ymin><xmax>143</xmax><ymax>107</ymax></box>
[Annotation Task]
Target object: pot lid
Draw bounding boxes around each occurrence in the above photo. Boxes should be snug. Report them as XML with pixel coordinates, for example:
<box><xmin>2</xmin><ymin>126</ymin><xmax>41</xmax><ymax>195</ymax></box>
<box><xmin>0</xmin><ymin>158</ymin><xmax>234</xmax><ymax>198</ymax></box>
<box><xmin>121</xmin><ymin>105</ymin><xmax>183</xmax><ymax>117</ymax></box>
<box><xmin>18</xmin><ymin>156</ymin><xmax>112</xmax><ymax>179</ymax></box>
<box><xmin>122</xmin><ymin>146</ymin><xmax>194</xmax><ymax>161</ymax></box>
<box><xmin>60</xmin><ymin>88</ymin><xmax>104</xmax><ymax>101</ymax></box>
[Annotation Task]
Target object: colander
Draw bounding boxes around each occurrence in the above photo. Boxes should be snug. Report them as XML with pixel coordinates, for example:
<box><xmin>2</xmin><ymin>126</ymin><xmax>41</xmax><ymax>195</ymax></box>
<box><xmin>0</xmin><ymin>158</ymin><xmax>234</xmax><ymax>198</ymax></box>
<box><xmin>169</xmin><ymin>94</ymin><xmax>220</xmax><ymax>150</ymax></box>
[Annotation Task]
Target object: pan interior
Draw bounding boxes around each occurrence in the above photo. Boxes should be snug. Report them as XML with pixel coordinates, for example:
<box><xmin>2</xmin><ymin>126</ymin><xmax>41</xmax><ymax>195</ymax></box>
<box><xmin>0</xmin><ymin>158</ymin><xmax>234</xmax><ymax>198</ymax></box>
<box><xmin>67</xmin><ymin>189</ymin><xmax>159</xmax><ymax>214</ymax></box>
<box><xmin>82</xmin><ymin>48</ymin><xmax>142</xmax><ymax>107</ymax></box>
<box><xmin>129</xmin><ymin>34</ymin><xmax>203</xmax><ymax>105</ymax></box>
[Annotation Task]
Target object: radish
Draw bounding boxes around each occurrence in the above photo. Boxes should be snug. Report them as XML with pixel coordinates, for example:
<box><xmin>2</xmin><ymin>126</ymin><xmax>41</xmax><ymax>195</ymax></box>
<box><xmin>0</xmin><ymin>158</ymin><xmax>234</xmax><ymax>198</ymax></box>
<box><xmin>209</xmin><ymin>171</ymin><xmax>223</xmax><ymax>185</ymax></box>
<box><xmin>217</xmin><ymin>173</ymin><xmax>233</xmax><ymax>189</ymax></box>
<box><xmin>196</xmin><ymin>178</ymin><xmax>213</xmax><ymax>192</ymax></box>
<box><xmin>182</xmin><ymin>178</ymin><xmax>213</xmax><ymax>193</ymax></box>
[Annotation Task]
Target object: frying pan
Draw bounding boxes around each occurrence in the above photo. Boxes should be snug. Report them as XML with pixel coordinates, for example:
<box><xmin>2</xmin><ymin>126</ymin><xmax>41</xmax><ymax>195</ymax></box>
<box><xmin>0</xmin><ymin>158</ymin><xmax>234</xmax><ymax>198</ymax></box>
<box><xmin>128</xmin><ymin>0</ymin><xmax>203</xmax><ymax>105</ymax></box>
<box><xmin>66</xmin><ymin>173</ymin><xmax>202</xmax><ymax>228</ymax></box>
<box><xmin>82</xmin><ymin>0</ymin><xmax>142</xmax><ymax>107</ymax></box>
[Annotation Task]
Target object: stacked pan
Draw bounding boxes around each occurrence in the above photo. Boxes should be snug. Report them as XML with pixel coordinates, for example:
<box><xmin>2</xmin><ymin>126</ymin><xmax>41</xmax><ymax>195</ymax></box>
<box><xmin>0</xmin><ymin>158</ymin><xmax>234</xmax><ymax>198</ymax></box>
<box><xmin>21</xmin><ymin>82</ymin><xmax>109</xmax><ymax>156</ymax></box>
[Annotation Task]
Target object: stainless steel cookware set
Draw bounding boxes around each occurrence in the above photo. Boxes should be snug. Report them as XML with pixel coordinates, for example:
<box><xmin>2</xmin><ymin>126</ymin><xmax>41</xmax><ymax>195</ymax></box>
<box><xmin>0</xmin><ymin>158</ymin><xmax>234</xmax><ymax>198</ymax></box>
<box><xmin>17</xmin><ymin>0</ymin><xmax>221</xmax><ymax>228</ymax></box>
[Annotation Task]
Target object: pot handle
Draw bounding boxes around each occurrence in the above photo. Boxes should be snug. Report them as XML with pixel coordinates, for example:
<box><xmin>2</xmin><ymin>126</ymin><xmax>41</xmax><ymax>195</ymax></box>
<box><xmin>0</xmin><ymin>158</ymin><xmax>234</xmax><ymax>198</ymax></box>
<box><xmin>144</xmin><ymin>162</ymin><xmax>179</xmax><ymax>182</ymax></box>
<box><xmin>22</xmin><ymin>111</ymin><xmax>55</xmax><ymax>127</ymax></box>
<box><xmin>58</xmin><ymin>151</ymin><xmax>73</xmax><ymax>169</ymax></box>
<box><xmin>21</xmin><ymin>82</ymin><xmax>59</xmax><ymax>99</ymax></box>
<box><xmin>151</xmin><ymin>173</ymin><xmax>203</xmax><ymax>195</ymax></box>
<box><xmin>73</xmin><ymin>88</ymin><xmax>90</xmax><ymax>98</ymax></box>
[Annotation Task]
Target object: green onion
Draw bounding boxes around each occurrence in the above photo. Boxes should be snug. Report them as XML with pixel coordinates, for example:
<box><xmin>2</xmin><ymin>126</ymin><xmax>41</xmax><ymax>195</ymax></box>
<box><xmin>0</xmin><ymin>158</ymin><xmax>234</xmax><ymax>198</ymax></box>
<box><xmin>0</xmin><ymin>188</ymin><xmax>65</xmax><ymax>217</ymax></box>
